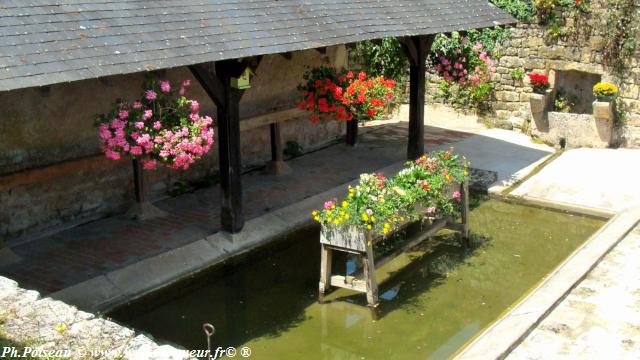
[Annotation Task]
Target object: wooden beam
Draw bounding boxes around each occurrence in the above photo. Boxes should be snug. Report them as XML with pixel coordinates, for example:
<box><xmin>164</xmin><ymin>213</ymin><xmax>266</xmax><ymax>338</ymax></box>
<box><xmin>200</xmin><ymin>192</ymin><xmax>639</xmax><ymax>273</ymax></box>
<box><xmin>189</xmin><ymin>63</ymin><xmax>225</xmax><ymax>106</ymax></box>
<box><xmin>405</xmin><ymin>35</ymin><xmax>435</xmax><ymax>160</ymax></box>
<box><xmin>279</xmin><ymin>52</ymin><xmax>293</xmax><ymax>60</ymax></box>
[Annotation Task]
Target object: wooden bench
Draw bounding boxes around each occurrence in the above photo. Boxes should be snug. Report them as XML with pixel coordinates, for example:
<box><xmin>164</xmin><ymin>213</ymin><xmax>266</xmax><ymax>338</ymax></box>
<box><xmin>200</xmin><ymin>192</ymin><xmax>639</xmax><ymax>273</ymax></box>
<box><xmin>240</xmin><ymin>108</ymin><xmax>306</xmax><ymax>175</ymax></box>
<box><xmin>318</xmin><ymin>180</ymin><xmax>470</xmax><ymax>319</ymax></box>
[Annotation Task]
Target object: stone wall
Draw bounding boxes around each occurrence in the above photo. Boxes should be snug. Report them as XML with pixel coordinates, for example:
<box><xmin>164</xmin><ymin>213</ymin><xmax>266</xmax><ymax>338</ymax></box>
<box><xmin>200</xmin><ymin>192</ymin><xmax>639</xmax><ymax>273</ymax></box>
<box><xmin>491</xmin><ymin>1</ymin><xmax>640</xmax><ymax>147</ymax></box>
<box><xmin>0</xmin><ymin>47</ymin><xmax>347</xmax><ymax>242</ymax></box>
<box><xmin>425</xmin><ymin>1</ymin><xmax>640</xmax><ymax>148</ymax></box>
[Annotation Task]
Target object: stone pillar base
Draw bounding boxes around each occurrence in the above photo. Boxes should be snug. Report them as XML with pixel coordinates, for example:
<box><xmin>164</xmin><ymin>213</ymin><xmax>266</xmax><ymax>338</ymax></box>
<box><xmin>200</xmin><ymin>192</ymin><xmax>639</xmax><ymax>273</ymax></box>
<box><xmin>264</xmin><ymin>160</ymin><xmax>292</xmax><ymax>176</ymax></box>
<box><xmin>125</xmin><ymin>201</ymin><xmax>168</xmax><ymax>221</ymax></box>
<box><xmin>0</xmin><ymin>246</ymin><xmax>21</xmax><ymax>267</ymax></box>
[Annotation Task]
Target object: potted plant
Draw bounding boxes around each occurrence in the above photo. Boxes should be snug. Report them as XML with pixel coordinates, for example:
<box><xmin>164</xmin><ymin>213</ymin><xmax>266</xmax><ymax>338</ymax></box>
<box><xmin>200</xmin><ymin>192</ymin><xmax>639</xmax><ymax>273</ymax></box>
<box><xmin>528</xmin><ymin>73</ymin><xmax>551</xmax><ymax>114</ymax></box>
<box><xmin>297</xmin><ymin>66</ymin><xmax>396</xmax><ymax>146</ymax></box>
<box><xmin>95</xmin><ymin>78</ymin><xmax>215</xmax><ymax>220</ymax></box>
<box><xmin>592</xmin><ymin>82</ymin><xmax>618</xmax><ymax>121</ymax></box>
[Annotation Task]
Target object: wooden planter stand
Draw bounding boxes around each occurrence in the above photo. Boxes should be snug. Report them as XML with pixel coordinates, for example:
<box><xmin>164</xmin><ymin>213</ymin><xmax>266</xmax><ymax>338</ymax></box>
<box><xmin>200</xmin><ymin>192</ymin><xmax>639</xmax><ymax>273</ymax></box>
<box><xmin>318</xmin><ymin>180</ymin><xmax>470</xmax><ymax>318</ymax></box>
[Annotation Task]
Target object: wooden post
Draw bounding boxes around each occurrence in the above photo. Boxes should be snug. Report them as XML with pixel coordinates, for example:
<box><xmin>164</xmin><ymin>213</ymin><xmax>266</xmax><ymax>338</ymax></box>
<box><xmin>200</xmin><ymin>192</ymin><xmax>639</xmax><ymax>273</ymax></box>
<box><xmin>402</xmin><ymin>35</ymin><xmax>434</xmax><ymax>160</ymax></box>
<box><xmin>132</xmin><ymin>158</ymin><xmax>145</xmax><ymax>203</ymax></box>
<box><xmin>362</xmin><ymin>244</ymin><xmax>379</xmax><ymax>318</ymax></box>
<box><xmin>191</xmin><ymin>60</ymin><xmax>256</xmax><ymax>233</ymax></box>
<box><xmin>217</xmin><ymin>72</ymin><xmax>245</xmax><ymax>233</ymax></box>
<box><xmin>346</xmin><ymin>118</ymin><xmax>358</xmax><ymax>146</ymax></box>
<box><xmin>265</xmin><ymin>122</ymin><xmax>292</xmax><ymax>175</ymax></box>
<box><xmin>319</xmin><ymin>244</ymin><xmax>333</xmax><ymax>303</ymax></box>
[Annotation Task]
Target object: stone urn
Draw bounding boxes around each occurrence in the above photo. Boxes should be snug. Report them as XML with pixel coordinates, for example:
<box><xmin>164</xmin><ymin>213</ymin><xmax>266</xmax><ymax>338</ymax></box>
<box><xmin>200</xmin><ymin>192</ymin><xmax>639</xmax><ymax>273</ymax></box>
<box><xmin>593</xmin><ymin>101</ymin><xmax>614</xmax><ymax>144</ymax></box>
<box><xmin>529</xmin><ymin>90</ymin><xmax>551</xmax><ymax>132</ymax></box>
<box><xmin>593</xmin><ymin>101</ymin><xmax>614</xmax><ymax>121</ymax></box>
<box><xmin>529</xmin><ymin>93</ymin><xmax>547</xmax><ymax>114</ymax></box>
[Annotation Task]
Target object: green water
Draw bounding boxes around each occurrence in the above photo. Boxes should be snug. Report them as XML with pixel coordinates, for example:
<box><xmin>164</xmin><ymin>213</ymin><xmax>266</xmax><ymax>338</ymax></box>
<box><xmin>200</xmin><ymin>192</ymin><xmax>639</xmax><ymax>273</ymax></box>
<box><xmin>112</xmin><ymin>200</ymin><xmax>604</xmax><ymax>359</ymax></box>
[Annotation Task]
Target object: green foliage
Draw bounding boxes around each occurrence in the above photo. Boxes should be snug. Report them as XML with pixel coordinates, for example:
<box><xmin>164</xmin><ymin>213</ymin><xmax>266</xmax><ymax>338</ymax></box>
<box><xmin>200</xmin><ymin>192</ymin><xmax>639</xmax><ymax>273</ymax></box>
<box><xmin>352</xmin><ymin>38</ymin><xmax>408</xmax><ymax>82</ymax></box>
<box><xmin>283</xmin><ymin>140</ymin><xmax>304</xmax><ymax>158</ymax></box>
<box><xmin>553</xmin><ymin>89</ymin><xmax>578</xmax><ymax>113</ymax></box>
<box><xmin>510</xmin><ymin>68</ymin><xmax>525</xmax><ymax>80</ymax></box>
<box><xmin>603</xmin><ymin>0</ymin><xmax>639</xmax><ymax>75</ymax></box>
<box><xmin>490</xmin><ymin>0</ymin><xmax>534</xmax><ymax>22</ymax></box>
<box><xmin>435</xmin><ymin>81</ymin><xmax>495</xmax><ymax>111</ymax></box>
<box><xmin>432</xmin><ymin>28</ymin><xmax>511</xmax><ymax>59</ymax></box>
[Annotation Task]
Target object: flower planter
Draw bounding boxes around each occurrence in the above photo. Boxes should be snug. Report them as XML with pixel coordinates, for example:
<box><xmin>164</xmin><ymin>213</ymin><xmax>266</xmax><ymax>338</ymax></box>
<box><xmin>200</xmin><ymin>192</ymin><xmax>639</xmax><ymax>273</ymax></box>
<box><xmin>529</xmin><ymin>93</ymin><xmax>547</xmax><ymax>114</ymax></box>
<box><xmin>593</xmin><ymin>101</ymin><xmax>614</xmax><ymax>121</ymax></box>
<box><xmin>318</xmin><ymin>180</ymin><xmax>468</xmax><ymax>318</ymax></box>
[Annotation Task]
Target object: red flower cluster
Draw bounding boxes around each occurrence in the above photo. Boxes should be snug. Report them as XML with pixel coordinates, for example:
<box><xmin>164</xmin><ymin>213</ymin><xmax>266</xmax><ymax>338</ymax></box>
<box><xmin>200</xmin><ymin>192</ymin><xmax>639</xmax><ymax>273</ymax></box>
<box><xmin>528</xmin><ymin>73</ymin><xmax>550</xmax><ymax>94</ymax></box>
<box><xmin>297</xmin><ymin>67</ymin><xmax>396</xmax><ymax>124</ymax></box>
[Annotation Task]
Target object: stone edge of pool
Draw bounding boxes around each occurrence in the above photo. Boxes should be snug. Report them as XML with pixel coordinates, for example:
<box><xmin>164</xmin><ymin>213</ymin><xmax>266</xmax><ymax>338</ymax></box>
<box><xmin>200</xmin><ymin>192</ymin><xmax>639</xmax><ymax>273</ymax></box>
<box><xmin>452</xmin><ymin>205</ymin><xmax>640</xmax><ymax>360</ymax></box>
<box><xmin>49</xmin><ymin>162</ymin><xmax>408</xmax><ymax>313</ymax></box>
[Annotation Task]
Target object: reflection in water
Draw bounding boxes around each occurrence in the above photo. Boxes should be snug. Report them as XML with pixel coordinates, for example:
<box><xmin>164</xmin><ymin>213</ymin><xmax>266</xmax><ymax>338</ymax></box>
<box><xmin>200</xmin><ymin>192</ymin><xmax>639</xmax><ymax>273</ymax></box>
<box><xmin>111</xmin><ymin>200</ymin><xmax>604</xmax><ymax>359</ymax></box>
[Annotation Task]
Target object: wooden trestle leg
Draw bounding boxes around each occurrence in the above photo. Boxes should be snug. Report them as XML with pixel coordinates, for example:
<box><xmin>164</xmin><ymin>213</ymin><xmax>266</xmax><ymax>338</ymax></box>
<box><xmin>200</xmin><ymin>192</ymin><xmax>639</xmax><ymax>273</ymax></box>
<box><xmin>319</xmin><ymin>244</ymin><xmax>332</xmax><ymax>303</ymax></box>
<box><xmin>461</xmin><ymin>179</ymin><xmax>471</xmax><ymax>248</ymax></box>
<box><xmin>363</xmin><ymin>245</ymin><xmax>380</xmax><ymax>319</ymax></box>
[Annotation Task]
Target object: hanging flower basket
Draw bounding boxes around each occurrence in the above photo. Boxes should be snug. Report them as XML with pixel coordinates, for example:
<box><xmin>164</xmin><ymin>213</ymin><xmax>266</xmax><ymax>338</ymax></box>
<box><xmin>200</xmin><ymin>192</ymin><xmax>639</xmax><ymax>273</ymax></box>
<box><xmin>96</xmin><ymin>79</ymin><xmax>215</xmax><ymax>170</ymax></box>
<box><xmin>94</xmin><ymin>78</ymin><xmax>215</xmax><ymax>220</ymax></box>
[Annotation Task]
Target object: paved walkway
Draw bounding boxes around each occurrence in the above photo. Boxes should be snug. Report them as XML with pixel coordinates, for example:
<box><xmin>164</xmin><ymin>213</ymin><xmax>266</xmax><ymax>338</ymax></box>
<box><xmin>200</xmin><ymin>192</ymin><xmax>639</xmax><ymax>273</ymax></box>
<box><xmin>507</xmin><ymin>224</ymin><xmax>640</xmax><ymax>360</ymax></box>
<box><xmin>511</xmin><ymin>148</ymin><xmax>640</xmax><ymax>213</ymax></box>
<box><xmin>505</xmin><ymin>148</ymin><xmax>640</xmax><ymax>359</ymax></box>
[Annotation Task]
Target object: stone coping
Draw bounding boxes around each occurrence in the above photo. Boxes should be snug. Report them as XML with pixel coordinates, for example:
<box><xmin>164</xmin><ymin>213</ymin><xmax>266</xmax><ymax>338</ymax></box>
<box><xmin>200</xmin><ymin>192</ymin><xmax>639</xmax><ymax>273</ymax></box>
<box><xmin>0</xmin><ymin>276</ymin><xmax>189</xmax><ymax>360</ymax></box>
<box><xmin>453</xmin><ymin>205</ymin><xmax>640</xmax><ymax>360</ymax></box>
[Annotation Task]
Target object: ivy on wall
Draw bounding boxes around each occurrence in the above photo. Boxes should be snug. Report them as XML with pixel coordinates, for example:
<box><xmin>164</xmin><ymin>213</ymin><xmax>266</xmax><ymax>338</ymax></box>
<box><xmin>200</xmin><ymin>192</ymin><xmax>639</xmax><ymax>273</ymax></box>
<box><xmin>602</xmin><ymin>0</ymin><xmax>639</xmax><ymax>75</ymax></box>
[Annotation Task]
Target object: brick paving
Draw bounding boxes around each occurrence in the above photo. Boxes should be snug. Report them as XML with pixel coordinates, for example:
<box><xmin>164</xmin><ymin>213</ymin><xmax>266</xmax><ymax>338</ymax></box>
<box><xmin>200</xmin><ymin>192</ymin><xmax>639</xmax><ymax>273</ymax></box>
<box><xmin>0</xmin><ymin>118</ymin><xmax>478</xmax><ymax>295</ymax></box>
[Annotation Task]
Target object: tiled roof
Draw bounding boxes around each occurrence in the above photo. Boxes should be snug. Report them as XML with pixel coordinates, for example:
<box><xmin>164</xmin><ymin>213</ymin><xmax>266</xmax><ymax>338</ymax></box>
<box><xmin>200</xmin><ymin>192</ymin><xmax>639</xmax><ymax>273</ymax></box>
<box><xmin>0</xmin><ymin>0</ymin><xmax>515</xmax><ymax>91</ymax></box>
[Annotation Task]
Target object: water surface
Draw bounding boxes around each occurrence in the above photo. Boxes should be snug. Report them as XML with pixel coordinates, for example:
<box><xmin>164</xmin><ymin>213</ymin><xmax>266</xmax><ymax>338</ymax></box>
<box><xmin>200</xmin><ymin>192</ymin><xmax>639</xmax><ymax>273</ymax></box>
<box><xmin>112</xmin><ymin>200</ymin><xmax>604</xmax><ymax>359</ymax></box>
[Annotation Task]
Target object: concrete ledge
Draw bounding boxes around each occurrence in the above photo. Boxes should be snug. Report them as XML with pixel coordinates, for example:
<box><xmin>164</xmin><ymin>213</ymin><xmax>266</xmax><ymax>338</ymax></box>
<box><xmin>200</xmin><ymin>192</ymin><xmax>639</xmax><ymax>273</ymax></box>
<box><xmin>453</xmin><ymin>206</ymin><xmax>640</xmax><ymax>360</ymax></box>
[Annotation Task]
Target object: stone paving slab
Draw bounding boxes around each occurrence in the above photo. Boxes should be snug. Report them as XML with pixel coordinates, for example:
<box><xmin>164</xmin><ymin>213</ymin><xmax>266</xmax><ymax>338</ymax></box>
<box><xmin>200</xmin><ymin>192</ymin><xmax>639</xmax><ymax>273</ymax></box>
<box><xmin>507</xmin><ymin>224</ymin><xmax>640</xmax><ymax>360</ymax></box>
<box><xmin>511</xmin><ymin>148</ymin><xmax>640</xmax><ymax>213</ymax></box>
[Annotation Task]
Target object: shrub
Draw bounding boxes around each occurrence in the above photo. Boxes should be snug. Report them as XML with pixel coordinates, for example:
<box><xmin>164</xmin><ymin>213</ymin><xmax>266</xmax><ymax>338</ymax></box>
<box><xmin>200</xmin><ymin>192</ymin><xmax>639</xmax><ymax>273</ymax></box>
<box><xmin>490</xmin><ymin>0</ymin><xmax>535</xmax><ymax>22</ymax></box>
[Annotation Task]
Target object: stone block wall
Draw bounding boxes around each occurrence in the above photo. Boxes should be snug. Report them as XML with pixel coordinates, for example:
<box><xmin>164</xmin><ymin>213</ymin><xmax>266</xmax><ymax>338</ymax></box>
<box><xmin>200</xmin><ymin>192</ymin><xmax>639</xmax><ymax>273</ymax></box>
<box><xmin>490</xmin><ymin>2</ymin><xmax>640</xmax><ymax>147</ymax></box>
<box><xmin>426</xmin><ymin>1</ymin><xmax>640</xmax><ymax>148</ymax></box>
<box><xmin>0</xmin><ymin>47</ymin><xmax>347</xmax><ymax>242</ymax></box>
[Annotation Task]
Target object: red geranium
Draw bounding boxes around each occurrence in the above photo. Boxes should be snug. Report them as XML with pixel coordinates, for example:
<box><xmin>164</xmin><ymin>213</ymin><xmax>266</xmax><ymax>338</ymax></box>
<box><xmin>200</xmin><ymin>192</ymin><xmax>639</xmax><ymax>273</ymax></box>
<box><xmin>297</xmin><ymin>66</ymin><xmax>396</xmax><ymax>124</ymax></box>
<box><xmin>528</xmin><ymin>73</ymin><xmax>550</xmax><ymax>94</ymax></box>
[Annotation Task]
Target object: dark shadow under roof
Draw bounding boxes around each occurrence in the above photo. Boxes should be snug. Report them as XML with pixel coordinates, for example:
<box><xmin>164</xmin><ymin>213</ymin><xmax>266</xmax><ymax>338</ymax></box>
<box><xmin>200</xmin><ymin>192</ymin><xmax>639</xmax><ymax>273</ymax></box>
<box><xmin>0</xmin><ymin>0</ymin><xmax>515</xmax><ymax>92</ymax></box>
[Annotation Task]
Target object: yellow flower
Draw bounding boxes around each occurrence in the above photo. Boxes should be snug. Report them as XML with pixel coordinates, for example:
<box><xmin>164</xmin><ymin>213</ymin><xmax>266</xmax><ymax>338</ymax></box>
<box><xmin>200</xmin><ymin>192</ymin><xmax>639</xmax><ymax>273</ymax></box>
<box><xmin>333</xmin><ymin>219</ymin><xmax>340</xmax><ymax>225</ymax></box>
<box><xmin>400</xmin><ymin>216</ymin><xmax>405</xmax><ymax>221</ymax></box>
<box><xmin>331</xmin><ymin>204</ymin><xmax>336</xmax><ymax>209</ymax></box>
<box><xmin>367</xmin><ymin>225</ymin><xmax>372</xmax><ymax>230</ymax></box>
<box><xmin>327</xmin><ymin>217</ymin><xmax>333</xmax><ymax>222</ymax></box>
<box><xmin>342</xmin><ymin>201</ymin><xmax>348</xmax><ymax>208</ymax></box>
<box><xmin>383</xmin><ymin>228</ymin><xmax>389</xmax><ymax>235</ymax></box>
<box><xmin>312</xmin><ymin>210</ymin><xmax>318</xmax><ymax>216</ymax></box>
<box><xmin>55</xmin><ymin>324</ymin><xmax>67</xmax><ymax>332</ymax></box>
<box><xmin>362</xmin><ymin>213</ymin><xmax>369</xmax><ymax>221</ymax></box>
<box><xmin>370</xmin><ymin>216</ymin><xmax>376</xmax><ymax>222</ymax></box>
<box><xmin>344</xmin><ymin>214</ymin><xmax>350</xmax><ymax>219</ymax></box>
<box><xmin>314</xmin><ymin>216</ymin><xmax>320</xmax><ymax>221</ymax></box>
<box><xmin>464</xmin><ymin>170</ymin><xmax>468</xmax><ymax>176</ymax></box>
<box><xmin>593</xmin><ymin>82</ymin><xmax>618</xmax><ymax>97</ymax></box>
